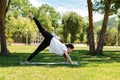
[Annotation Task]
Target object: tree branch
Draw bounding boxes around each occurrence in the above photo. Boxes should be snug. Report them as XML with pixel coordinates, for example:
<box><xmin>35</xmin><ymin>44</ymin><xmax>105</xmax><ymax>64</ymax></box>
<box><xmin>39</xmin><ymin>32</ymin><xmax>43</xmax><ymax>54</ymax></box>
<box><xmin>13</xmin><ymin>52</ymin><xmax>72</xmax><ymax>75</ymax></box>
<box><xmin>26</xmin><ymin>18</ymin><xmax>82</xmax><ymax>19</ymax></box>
<box><xmin>5</xmin><ymin>0</ymin><xmax>11</xmax><ymax>15</ymax></box>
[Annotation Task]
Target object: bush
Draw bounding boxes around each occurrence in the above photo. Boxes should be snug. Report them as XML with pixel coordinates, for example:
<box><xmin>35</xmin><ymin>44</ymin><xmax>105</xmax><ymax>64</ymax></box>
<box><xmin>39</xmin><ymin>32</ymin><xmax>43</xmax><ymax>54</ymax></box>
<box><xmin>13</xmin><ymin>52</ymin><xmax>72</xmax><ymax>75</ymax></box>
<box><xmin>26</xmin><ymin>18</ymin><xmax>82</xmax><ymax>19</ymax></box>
<box><xmin>7</xmin><ymin>38</ymin><xmax>13</xmax><ymax>45</ymax></box>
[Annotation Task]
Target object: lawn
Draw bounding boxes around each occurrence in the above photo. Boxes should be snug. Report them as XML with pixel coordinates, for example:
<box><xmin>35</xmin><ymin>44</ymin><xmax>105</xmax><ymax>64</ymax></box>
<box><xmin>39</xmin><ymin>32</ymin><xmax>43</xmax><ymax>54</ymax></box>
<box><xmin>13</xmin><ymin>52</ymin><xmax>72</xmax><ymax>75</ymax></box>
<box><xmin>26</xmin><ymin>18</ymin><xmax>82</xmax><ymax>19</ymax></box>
<box><xmin>0</xmin><ymin>45</ymin><xmax>120</xmax><ymax>80</ymax></box>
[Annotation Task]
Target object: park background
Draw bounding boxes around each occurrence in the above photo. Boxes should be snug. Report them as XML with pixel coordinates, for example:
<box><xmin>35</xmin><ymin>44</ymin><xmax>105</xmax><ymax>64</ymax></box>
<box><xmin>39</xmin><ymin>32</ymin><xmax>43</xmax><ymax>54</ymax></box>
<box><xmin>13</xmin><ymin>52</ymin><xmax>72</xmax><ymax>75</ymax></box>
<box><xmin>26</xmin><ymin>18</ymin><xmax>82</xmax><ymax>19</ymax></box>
<box><xmin>0</xmin><ymin>0</ymin><xmax>120</xmax><ymax>80</ymax></box>
<box><xmin>0</xmin><ymin>0</ymin><xmax>120</xmax><ymax>47</ymax></box>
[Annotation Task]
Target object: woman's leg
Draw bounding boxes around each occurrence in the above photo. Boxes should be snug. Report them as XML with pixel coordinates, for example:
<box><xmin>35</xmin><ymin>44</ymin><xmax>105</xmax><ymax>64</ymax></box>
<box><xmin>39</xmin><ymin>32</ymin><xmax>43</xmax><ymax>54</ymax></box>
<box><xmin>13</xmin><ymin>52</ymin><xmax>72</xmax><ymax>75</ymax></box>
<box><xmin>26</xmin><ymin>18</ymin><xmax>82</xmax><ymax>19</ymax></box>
<box><xmin>26</xmin><ymin>17</ymin><xmax>53</xmax><ymax>62</ymax></box>
<box><xmin>27</xmin><ymin>39</ymin><xmax>50</xmax><ymax>62</ymax></box>
<box><xmin>33</xmin><ymin>17</ymin><xmax>53</xmax><ymax>40</ymax></box>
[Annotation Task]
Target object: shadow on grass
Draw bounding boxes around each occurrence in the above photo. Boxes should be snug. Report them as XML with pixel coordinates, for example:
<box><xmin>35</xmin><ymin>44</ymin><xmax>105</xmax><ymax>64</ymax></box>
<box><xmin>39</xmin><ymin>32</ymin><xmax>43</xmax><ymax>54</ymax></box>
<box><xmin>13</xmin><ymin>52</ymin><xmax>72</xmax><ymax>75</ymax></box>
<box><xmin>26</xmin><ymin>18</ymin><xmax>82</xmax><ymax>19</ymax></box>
<box><xmin>0</xmin><ymin>50</ymin><xmax>120</xmax><ymax>68</ymax></box>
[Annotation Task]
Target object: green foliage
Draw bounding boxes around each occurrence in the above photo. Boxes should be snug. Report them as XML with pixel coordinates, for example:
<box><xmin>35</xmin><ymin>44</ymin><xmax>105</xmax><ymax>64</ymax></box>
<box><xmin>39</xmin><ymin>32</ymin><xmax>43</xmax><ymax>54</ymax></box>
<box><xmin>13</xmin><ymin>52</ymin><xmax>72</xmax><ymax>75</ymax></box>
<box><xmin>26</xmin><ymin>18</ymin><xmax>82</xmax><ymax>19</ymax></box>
<box><xmin>10</xmin><ymin>0</ymin><xmax>31</xmax><ymax>17</ymax></box>
<box><xmin>94</xmin><ymin>17</ymin><xmax>116</xmax><ymax>29</ymax></box>
<box><xmin>93</xmin><ymin>0</ymin><xmax>120</xmax><ymax>15</ymax></box>
<box><xmin>7</xmin><ymin>38</ymin><xmax>13</xmax><ymax>46</ymax></box>
<box><xmin>5</xmin><ymin>0</ymin><xmax>40</xmax><ymax>44</ymax></box>
<box><xmin>62</xmin><ymin>12</ymin><xmax>87</xmax><ymax>43</ymax></box>
<box><xmin>4</xmin><ymin>0</ymin><xmax>120</xmax><ymax>45</ymax></box>
<box><xmin>6</xmin><ymin>14</ymin><xmax>37</xmax><ymax>43</ymax></box>
<box><xmin>37</xmin><ymin>4</ymin><xmax>60</xmax><ymax>33</ymax></box>
<box><xmin>95</xmin><ymin>26</ymin><xmax>116</xmax><ymax>46</ymax></box>
<box><xmin>5</xmin><ymin>2</ymin><xmax>63</xmax><ymax>44</ymax></box>
<box><xmin>104</xmin><ymin>30</ymin><xmax>116</xmax><ymax>46</ymax></box>
<box><xmin>94</xmin><ymin>17</ymin><xmax>120</xmax><ymax>46</ymax></box>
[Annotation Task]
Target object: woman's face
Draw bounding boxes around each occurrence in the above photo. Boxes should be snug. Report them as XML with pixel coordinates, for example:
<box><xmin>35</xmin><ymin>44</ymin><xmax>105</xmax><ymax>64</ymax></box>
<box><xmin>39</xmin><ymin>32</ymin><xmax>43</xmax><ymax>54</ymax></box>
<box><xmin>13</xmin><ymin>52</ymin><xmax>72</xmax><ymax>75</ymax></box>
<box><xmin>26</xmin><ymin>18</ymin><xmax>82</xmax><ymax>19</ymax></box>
<box><xmin>67</xmin><ymin>48</ymin><xmax>73</xmax><ymax>53</ymax></box>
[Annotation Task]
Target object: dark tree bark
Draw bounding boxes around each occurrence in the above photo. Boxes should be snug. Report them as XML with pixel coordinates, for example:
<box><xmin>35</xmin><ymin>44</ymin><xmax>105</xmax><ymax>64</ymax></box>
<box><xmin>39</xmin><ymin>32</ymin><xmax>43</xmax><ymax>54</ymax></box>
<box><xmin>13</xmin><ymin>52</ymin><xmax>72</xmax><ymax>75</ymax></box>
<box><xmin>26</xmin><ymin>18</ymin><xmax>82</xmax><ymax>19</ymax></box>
<box><xmin>87</xmin><ymin>0</ymin><xmax>95</xmax><ymax>55</ymax></box>
<box><xmin>96</xmin><ymin>0</ymin><xmax>113</xmax><ymax>55</ymax></box>
<box><xmin>0</xmin><ymin>0</ymin><xmax>11</xmax><ymax>54</ymax></box>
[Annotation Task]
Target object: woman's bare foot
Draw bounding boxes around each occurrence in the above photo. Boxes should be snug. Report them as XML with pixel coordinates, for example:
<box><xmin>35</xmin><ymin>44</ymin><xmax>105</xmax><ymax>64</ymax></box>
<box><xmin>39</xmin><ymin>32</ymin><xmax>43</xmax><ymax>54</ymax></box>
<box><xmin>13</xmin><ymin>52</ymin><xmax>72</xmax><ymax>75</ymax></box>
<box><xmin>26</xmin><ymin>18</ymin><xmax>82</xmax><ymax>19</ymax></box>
<box><xmin>25</xmin><ymin>61</ymin><xmax>30</xmax><ymax>64</ymax></box>
<box><xmin>28</xmin><ymin>11</ymin><xmax>34</xmax><ymax>18</ymax></box>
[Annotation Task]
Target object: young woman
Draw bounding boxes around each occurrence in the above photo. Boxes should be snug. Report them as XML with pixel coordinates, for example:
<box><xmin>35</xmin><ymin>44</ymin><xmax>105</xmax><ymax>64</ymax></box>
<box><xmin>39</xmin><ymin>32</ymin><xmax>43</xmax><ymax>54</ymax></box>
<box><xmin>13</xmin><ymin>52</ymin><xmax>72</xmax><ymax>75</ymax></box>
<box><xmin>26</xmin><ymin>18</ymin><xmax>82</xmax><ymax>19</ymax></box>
<box><xmin>25</xmin><ymin>12</ymin><xmax>74</xmax><ymax>64</ymax></box>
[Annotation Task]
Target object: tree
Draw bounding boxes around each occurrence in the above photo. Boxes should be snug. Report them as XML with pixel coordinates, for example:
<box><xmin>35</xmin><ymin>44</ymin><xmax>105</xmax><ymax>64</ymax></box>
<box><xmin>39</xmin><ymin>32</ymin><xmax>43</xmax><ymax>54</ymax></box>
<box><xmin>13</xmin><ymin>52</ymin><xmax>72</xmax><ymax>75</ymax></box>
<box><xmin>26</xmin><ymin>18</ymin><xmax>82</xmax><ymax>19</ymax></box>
<box><xmin>104</xmin><ymin>28</ymin><xmax>116</xmax><ymax>46</ymax></box>
<box><xmin>37</xmin><ymin>4</ymin><xmax>60</xmax><ymax>33</ymax></box>
<box><xmin>7</xmin><ymin>0</ymin><xmax>37</xmax><ymax>44</ymax></box>
<box><xmin>118</xmin><ymin>20</ymin><xmax>120</xmax><ymax>45</ymax></box>
<box><xmin>10</xmin><ymin>0</ymin><xmax>31</xmax><ymax>17</ymax></box>
<box><xmin>94</xmin><ymin>0</ymin><xmax>115</xmax><ymax>54</ymax></box>
<box><xmin>62</xmin><ymin>14</ymin><xmax>69</xmax><ymax>42</ymax></box>
<box><xmin>0</xmin><ymin>0</ymin><xmax>11</xmax><ymax>54</ymax></box>
<box><xmin>87</xmin><ymin>0</ymin><xmax>95</xmax><ymax>55</ymax></box>
<box><xmin>86</xmin><ymin>0</ymin><xmax>120</xmax><ymax>55</ymax></box>
<box><xmin>62</xmin><ymin>12</ymin><xmax>86</xmax><ymax>43</ymax></box>
<box><xmin>0</xmin><ymin>0</ymin><xmax>33</xmax><ymax>54</ymax></box>
<box><xmin>6</xmin><ymin>15</ymin><xmax>37</xmax><ymax>44</ymax></box>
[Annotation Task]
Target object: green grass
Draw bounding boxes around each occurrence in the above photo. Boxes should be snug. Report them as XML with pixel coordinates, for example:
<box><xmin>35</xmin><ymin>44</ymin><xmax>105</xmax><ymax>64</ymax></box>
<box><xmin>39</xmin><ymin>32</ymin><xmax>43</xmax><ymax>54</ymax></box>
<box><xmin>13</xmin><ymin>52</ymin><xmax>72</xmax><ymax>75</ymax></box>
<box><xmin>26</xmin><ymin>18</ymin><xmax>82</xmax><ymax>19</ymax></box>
<box><xmin>0</xmin><ymin>45</ymin><xmax>120</xmax><ymax>80</ymax></box>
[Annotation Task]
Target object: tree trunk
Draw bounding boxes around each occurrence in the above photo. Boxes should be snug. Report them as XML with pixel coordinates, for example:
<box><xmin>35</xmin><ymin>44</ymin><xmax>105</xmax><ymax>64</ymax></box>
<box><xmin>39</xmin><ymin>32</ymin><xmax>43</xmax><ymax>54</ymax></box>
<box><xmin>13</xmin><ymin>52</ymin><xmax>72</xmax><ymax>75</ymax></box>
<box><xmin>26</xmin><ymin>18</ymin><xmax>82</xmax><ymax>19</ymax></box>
<box><xmin>0</xmin><ymin>19</ymin><xmax>9</xmax><ymax>54</ymax></box>
<box><xmin>0</xmin><ymin>0</ymin><xmax>10</xmax><ymax>54</ymax></box>
<box><xmin>96</xmin><ymin>0</ymin><xmax>112</xmax><ymax>55</ymax></box>
<box><xmin>0</xmin><ymin>37</ymin><xmax>1</xmax><ymax>54</ymax></box>
<box><xmin>87</xmin><ymin>0</ymin><xmax>95</xmax><ymax>55</ymax></box>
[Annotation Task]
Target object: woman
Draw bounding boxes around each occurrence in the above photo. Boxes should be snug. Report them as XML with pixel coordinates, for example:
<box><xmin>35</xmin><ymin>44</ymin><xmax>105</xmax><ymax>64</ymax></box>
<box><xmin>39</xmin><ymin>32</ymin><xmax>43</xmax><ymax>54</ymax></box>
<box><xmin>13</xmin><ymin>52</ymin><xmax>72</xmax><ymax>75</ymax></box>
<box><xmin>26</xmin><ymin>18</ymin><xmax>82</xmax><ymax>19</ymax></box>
<box><xmin>25</xmin><ymin>12</ymin><xmax>74</xmax><ymax>64</ymax></box>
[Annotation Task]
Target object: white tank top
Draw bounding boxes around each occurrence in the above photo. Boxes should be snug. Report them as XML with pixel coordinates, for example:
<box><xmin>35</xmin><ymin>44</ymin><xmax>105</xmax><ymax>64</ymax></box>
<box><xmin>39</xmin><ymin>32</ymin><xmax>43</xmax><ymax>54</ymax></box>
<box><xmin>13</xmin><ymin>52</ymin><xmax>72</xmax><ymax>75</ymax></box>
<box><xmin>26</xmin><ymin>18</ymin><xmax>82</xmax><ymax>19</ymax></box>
<box><xmin>49</xmin><ymin>37</ymin><xmax>67</xmax><ymax>56</ymax></box>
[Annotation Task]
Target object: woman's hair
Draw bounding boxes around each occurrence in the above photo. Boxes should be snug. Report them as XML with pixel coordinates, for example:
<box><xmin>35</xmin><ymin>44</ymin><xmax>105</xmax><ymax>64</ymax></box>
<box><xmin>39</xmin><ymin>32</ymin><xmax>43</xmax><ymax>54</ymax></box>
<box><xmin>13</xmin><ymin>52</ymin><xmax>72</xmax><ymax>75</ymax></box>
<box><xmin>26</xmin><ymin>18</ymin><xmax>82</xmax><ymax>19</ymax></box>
<box><xmin>65</xmin><ymin>44</ymin><xmax>74</xmax><ymax>49</ymax></box>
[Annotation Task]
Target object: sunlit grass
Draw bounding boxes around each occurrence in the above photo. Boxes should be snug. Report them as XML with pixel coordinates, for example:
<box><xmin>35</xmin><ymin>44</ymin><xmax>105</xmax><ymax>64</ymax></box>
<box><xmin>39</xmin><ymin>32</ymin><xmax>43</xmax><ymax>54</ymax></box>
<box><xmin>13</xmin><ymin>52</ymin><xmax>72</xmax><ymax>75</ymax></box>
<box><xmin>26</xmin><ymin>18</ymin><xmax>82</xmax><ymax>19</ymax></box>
<box><xmin>0</xmin><ymin>45</ymin><xmax>119</xmax><ymax>80</ymax></box>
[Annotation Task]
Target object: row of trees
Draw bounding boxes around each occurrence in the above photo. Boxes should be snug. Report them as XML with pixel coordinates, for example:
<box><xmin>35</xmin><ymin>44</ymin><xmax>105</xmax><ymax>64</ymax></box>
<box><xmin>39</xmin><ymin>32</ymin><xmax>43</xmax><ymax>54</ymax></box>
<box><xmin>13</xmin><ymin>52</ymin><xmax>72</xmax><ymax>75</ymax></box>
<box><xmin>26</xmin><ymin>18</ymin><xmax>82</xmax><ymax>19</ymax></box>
<box><xmin>0</xmin><ymin>0</ymin><xmax>87</xmax><ymax>54</ymax></box>
<box><xmin>0</xmin><ymin>0</ymin><xmax>120</xmax><ymax>55</ymax></box>
<box><xmin>6</xmin><ymin>3</ymin><xmax>87</xmax><ymax>43</ymax></box>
